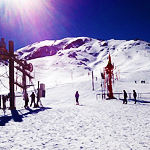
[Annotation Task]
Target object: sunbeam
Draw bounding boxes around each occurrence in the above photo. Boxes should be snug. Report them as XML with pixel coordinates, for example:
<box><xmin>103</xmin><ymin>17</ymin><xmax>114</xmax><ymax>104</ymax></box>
<box><xmin>0</xmin><ymin>0</ymin><xmax>64</xmax><ymax>48</ymax></box>
<box><xmin>0</xmin><ymin>0</ymin><xmax>54</xmax><ymax>28</ymax></box>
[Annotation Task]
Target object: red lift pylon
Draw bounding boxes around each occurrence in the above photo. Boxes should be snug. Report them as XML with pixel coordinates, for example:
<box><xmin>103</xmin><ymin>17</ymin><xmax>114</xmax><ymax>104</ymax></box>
<box><xmin>103</xmin><ymin>53</ymin><xmax>115</xmax><ymax>99</ymax></box>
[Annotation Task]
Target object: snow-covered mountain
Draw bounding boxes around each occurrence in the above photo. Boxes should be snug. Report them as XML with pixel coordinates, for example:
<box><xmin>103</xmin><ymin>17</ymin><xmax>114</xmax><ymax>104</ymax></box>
<box><xmin>1</xmin><ymin>37</ymin><xmax>150</xmax><ymax>94</ymax></box>
<box><xmin>16</xmin><ymin>37</ymin><xmax>150</xmax><ymax>82</ymax></box>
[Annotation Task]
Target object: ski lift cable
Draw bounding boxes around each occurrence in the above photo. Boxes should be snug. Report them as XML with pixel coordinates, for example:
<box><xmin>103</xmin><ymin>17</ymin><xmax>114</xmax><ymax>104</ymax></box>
<box><xmin>0</xmin><ymin>73</ymin><xmax>6</xmax><ymax>78</ymax></box>
<box><xmin>0</xmin><ymin>79</ymin><xmax>9</xmax><ymax>89</ymax></box>
<box><xmin>0</xmin><ymin>62</ymin><xmax>9</xmax><ymax>78</ymax></box>
<box><xmin>0</xmin><ymin>68</ymin><xmax>9</xmax><ymax>78</ymax></box>
<box><xmin>0</xmin><ymin>71</ymin><xmax>9</xmax><ymax>78</ymax></box>
<box><xmin>5</xmin><ymin>65</ymin><xmax>9</xmax><ymax>78</ymax></box>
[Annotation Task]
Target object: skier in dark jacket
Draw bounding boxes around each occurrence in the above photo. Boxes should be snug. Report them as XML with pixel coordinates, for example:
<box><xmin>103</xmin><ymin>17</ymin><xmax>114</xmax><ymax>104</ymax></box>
<box><xmin>75</xmin><ymin>91</ymin><xmax>79</xmax><ymax>105</ymax></box>
<box><xmin>133</xmin><ymin>90</ymin><xmax>137</xmax><ymax>104</ymax></box>
<box><xmin>123</xmin><ymin>90</ymin><xmax>127</xmax><ymax>104</ymax></box>
<box><xmin>30</xmin><ymin>92</ymin><xmax>36</xmax><ymax>107</ymax></box>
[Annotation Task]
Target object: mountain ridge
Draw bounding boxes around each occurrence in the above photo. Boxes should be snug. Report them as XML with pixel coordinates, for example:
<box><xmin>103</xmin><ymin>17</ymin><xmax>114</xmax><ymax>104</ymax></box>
<box><xmin>16</xmin><ymin>37</ymin><xmax>150</xmax><ymax>60</ymax></box>
<box><xmin>15</xmin><ymin>37</ymin><xmax>150</xmax><ymax>82</ymax></box>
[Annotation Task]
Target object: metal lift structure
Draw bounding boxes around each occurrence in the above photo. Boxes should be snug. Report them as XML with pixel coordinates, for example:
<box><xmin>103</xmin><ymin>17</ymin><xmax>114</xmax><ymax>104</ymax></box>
<box><xmin>0</xmin><ymin>38</ymin><xmax>34</xmax><ymax>109</ymax></box>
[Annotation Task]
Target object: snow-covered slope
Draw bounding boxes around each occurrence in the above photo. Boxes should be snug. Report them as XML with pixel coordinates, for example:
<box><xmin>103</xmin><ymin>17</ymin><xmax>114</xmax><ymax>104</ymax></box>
<box><xmin>1</xmin><ymin>37</ymin><xmax>150</xmax><ymax>94</ymax></box>
<box><xmin>1</xmin><ymin>37</ymin><xmax>150</xmax><ymax>149</ymax></box>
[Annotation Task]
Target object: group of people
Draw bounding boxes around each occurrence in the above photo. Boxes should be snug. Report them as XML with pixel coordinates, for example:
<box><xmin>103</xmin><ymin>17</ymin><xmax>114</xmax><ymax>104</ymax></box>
<box><xmin>0</xmin><ymin>91</ymin><xmax>38</xmax><ymax>109</ymax></box>
<box><xmin>24</xmin><ymin>92</ymin><xmax>36</xmax><ymax>108</ymax></box>
<box><xmin>123</xmin><ymin>90</ymin><xmax>137</xmax><ymax>104</ymax></box>
<box><xmin>0</xmin><ymin>90</ymin><xmax>137</xmax><ymax>109</ymax></box>
<box><xmin>75</xmin><ymin>90</ymin><xmax>137</xmax><ymax>106</ymax></box>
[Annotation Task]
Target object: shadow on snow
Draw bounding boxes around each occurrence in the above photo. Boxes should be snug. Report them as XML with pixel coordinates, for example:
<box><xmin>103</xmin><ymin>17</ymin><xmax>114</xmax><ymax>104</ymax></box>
<box><xmin>119</xmin><ymin>98</ymin><xmax>150</xmax><ymax>103</ymax></box>
<box><xmin>0</xmin><ymin>107</ymin><xmax>52</xmax><ymax>126</ymax></box>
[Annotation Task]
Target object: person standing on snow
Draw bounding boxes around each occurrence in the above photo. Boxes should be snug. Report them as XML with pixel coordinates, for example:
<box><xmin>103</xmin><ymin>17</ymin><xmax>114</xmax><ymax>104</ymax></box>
<box><xmin>30</xmin><ymin>92</ymin><xmax>36</xmax><ymax>107</ymax></box>
<box><xmin>133</xmin><ymin>90</ymin><xmax>137</xmax><ymax>104</ymax></box>
<box><xmin>75</xmin><ymin>91</ymin><xmax>79</xmax><ymax>105</ymax></box>
<box><xmin>123</xmin><ymin>90</ymin><xmax>127</xmax><ymax>104</ymax></box>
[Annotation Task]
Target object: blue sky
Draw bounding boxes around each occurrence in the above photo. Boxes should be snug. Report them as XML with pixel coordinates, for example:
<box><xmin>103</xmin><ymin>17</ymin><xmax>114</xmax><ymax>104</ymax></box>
<box><xmin>0</xmin><ymin>0</ymin><xmax>150</xmax><ymax>50</ymax></box>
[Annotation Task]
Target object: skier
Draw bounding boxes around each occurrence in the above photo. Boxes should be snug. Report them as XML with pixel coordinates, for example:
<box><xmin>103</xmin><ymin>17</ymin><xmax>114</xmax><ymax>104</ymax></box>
<box><xmin>30</xmin><ymin>92</ymin><xmax>36</xmax><ymax>107</ymax></box>
<box><xmin>75</xmin><ymin>91</ymin><xmax>79</xmax><ymax>105</ymax></box>
<box><xmin>133</xmin><ymin>90</ymin><xmax>137</xmax><ymax>104</ymax></box>
<box><xmin>123</xmin><ymin>90</ymin><xmax>127</xmax><ymax>104</ymax></box>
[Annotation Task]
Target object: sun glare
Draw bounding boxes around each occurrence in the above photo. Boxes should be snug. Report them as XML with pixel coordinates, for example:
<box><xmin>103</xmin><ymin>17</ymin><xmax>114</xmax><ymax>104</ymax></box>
<box><xmin>0</xmin><ymin>0</ymin><xmax>70</xmax><ymax>46</ymax></box>
<box><xmin>0</xmin><ymin>0</ymin><xmax>53</xmax><ymax>28</ymax></box>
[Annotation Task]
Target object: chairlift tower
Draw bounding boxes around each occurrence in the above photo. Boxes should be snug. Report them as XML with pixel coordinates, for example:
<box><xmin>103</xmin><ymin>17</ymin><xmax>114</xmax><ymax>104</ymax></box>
<box><xmin>9</xmin><ymin>41</ymin><xmax>15</xmax><ymax>109</ymax></box>
<box><xmin>103</xmin><ymin>53</ymin><xmax>115</xmax><ymax>99</ymax></box>
<box><xmin>0</xmin><ymin>38</ymin><xmax>34</xmax><ymax>109</ymax></box>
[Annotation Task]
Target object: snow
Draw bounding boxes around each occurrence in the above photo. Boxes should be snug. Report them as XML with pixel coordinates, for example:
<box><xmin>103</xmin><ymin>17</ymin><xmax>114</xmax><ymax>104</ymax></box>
<box><xmin>1</xmin><ymin>79</ymin><xmax>150</xmax><ymax>149</ymax></box>
<box><xmin>1</xmin><ymin>37</ymin><xmax>150</xmax><ymax>149</ymax></box>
